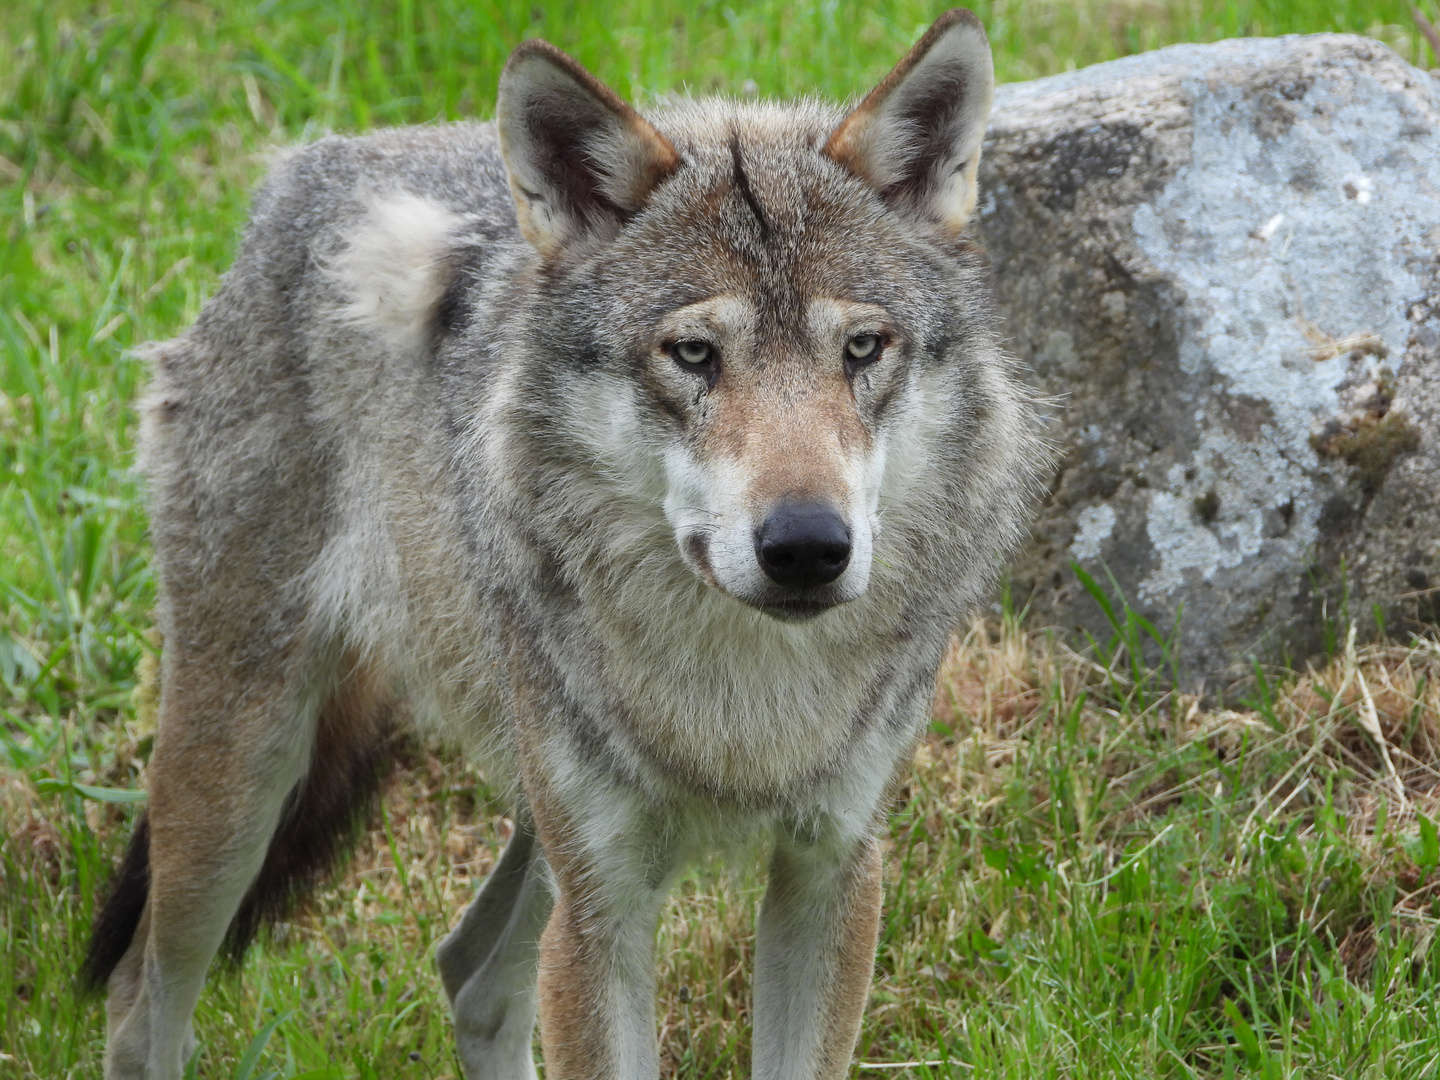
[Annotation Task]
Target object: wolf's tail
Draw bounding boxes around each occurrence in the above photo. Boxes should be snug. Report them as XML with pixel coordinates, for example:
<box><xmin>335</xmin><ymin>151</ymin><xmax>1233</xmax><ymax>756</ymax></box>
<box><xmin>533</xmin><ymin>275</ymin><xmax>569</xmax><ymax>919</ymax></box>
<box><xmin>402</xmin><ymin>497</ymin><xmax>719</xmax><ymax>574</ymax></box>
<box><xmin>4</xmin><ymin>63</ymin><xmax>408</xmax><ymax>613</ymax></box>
<box><xmin>81</xmin><ymin>661</ymin><xmax>398</xmax><ymax>992</ymax></box>
<box><xmin>81</xmin><ymin>813</ymin><xmax>152</xmax><ymax>991</ymax></box>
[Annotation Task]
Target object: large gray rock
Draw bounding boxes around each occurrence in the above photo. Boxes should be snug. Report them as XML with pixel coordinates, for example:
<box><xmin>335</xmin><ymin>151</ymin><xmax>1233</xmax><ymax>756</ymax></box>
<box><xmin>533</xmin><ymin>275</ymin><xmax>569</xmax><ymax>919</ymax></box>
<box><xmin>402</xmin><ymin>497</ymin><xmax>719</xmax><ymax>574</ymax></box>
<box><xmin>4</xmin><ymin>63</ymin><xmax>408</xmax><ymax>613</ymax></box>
<box><xmin>978</xmin><ymin>34</ymin><xmax>1440</xmax><ymax>691</ymax></box>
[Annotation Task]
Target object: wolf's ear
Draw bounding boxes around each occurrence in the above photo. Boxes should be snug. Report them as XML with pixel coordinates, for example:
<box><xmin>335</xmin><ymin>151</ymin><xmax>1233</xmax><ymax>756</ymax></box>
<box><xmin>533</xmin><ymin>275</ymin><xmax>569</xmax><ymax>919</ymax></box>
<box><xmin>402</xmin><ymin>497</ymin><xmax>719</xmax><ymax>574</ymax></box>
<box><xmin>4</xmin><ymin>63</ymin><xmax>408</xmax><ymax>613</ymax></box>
<box><xmin>497</xmin><ymin>40</ymin><xmax>681</xmax><ymax>257</ymax></box>
<box><xmin>823</xmin><ymin>9</ymin><xmax>993</xmax><ymax>238</ymax></box>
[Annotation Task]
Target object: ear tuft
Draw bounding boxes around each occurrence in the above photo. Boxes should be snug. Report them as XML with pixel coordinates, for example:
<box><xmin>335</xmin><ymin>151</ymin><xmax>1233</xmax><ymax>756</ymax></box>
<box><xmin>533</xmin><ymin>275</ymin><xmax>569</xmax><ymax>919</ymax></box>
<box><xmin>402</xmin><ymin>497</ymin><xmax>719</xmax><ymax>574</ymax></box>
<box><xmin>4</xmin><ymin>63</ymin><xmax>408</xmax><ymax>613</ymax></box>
<box><xmin>497</xmin><ymin>40</ymin><xmax>681</xmax><ymax>257</ymax></box>
<box><xmin>824</xmin><ymin>9</ymin><xmax>993</xmax><ymax>238</ymax></box>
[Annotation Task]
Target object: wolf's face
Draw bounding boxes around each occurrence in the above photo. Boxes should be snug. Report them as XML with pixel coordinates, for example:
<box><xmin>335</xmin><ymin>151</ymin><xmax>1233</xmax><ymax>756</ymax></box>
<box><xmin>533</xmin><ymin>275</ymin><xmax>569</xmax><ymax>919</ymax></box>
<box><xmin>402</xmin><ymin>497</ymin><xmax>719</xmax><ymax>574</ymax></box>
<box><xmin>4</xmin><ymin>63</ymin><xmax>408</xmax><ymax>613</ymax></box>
<box><xmin>593</xmin><ymin>130</ymin><xmax>959</xmax><ymax>620</ymax></box>
<box><xmin>497</xmin><ymin>18</ymin><xmax>994</xmax><ymax>619</ymax></box>
<box><xmin>651</xmin><ymin>290</ymin><xmax>887</xmax><ymax>620</ymax></box>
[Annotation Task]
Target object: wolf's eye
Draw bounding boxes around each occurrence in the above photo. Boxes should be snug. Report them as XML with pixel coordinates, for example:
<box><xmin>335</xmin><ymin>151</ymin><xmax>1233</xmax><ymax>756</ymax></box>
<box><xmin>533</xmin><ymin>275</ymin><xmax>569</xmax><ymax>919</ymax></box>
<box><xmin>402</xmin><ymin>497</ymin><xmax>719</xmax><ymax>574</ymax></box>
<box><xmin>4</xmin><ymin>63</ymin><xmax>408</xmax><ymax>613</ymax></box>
<box><xmin>846</xmin><ymin>333</ymin><xmax>881</xmax><ymax>363</ymax></box>
<box><xmin>673</xmin><ymin>339</ymin><xmax>714</xmax><ymax>366</ymax></box>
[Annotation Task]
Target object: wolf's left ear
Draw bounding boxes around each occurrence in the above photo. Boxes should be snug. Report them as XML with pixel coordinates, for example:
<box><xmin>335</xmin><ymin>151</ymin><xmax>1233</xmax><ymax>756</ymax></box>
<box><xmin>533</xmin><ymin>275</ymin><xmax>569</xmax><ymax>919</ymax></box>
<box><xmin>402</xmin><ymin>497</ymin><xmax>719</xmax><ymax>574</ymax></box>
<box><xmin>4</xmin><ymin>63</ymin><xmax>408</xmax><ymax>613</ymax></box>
<box><xmin>823</xmin><ymin>9</ymin><xmax>993</xmax><ymax>238</ymax></box>
<box><xmin>497</xmin><ymin>40</ymin><xmax>681</xmax><ymax>257</ymax></box>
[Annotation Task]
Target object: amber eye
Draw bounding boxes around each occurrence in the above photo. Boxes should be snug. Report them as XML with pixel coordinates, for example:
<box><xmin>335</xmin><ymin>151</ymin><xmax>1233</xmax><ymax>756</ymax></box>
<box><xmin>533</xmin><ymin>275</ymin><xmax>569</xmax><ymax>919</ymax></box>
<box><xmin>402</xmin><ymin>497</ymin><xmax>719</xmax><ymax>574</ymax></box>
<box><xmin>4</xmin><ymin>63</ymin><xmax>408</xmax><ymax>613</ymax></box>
<box><xmin>845</xmin><ymin>333</ymin><xmax>881</xmax><ymax>364</ymax></box>
<box><xmin>673</xmin><ymin>339</ymin><xmax>714</xmax><ymax>366</ymax></box>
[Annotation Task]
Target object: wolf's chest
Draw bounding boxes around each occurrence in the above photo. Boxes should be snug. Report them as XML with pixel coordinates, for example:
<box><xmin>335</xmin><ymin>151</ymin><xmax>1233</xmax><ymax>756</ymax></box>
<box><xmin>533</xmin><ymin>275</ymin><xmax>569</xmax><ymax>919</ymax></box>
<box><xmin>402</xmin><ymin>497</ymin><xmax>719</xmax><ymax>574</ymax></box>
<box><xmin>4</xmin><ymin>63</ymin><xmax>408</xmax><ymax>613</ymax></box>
<box><xmin>575</xmin><ymin>591</ymin><xmax>921</xmax><ymax>800</ymax></box>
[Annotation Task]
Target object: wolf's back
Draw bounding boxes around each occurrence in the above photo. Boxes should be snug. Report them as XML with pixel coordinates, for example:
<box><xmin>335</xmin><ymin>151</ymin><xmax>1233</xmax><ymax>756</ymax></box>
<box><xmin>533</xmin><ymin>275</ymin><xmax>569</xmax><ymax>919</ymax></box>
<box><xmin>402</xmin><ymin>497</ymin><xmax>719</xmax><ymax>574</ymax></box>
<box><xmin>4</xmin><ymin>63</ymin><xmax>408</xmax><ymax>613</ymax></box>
<box><xmin>137</xmin><ymin>124</ymin><xmax>518</xmax><ymax>638</ymax></box>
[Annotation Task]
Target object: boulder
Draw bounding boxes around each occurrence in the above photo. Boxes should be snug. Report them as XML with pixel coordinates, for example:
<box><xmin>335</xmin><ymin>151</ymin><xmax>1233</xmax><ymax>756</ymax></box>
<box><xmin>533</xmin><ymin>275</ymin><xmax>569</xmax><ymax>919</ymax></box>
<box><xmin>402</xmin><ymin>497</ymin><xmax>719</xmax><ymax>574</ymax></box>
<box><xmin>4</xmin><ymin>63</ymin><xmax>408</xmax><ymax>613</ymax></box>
<box><xmin>978</xmin><ymin>34</ymin><xmax>1440</xmax><ymax>692</ymax></box>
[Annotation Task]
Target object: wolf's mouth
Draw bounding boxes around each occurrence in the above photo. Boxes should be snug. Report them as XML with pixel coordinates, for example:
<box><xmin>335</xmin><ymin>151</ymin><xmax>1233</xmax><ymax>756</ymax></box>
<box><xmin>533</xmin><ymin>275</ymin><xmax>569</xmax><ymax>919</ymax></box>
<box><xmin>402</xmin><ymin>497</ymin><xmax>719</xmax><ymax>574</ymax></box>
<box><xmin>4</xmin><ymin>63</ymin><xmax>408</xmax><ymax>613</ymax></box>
<box><xmin>745</xmin><ymin>591</ymin><xmax>852</xmax><ymax>622</ymax></box>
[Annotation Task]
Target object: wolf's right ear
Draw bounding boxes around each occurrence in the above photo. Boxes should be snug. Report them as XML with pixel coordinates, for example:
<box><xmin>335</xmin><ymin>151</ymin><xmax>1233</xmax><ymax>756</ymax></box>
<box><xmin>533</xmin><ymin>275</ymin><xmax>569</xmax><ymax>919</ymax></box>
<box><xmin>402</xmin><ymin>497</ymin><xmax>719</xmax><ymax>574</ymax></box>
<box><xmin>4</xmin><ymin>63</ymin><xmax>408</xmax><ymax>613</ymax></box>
<box><xmin>823</xmin><ymin>9</ymin><xmax>993</xmax><ymax>238</ymax></box>
<box><xmin>497</xmin><ymin>41</ymin><xmax>681</xmax><ymax>258</ymax></box>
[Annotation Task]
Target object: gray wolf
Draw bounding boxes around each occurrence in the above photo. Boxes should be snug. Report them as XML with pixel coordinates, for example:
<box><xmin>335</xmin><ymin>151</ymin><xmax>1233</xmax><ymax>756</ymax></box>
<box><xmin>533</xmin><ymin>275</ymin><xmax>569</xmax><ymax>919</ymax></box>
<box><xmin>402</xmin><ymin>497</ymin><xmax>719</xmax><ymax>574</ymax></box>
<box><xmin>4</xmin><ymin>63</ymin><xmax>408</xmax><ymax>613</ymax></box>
<box><xmin>83</xmin><ymin>9</ymin><xmax>1045</xmax><ymax>1078</ymax></box>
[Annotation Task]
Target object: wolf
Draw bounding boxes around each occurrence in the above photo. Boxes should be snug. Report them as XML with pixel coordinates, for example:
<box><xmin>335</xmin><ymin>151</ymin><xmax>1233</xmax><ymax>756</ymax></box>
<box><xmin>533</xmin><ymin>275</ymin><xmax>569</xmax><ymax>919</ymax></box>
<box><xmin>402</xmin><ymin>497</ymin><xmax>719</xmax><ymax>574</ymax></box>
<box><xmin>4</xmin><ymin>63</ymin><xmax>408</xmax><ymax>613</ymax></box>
<box><xmin>82</xmin><ymin>8</ymin><xmax>1045</xmax><ymax>1078</ymax></box>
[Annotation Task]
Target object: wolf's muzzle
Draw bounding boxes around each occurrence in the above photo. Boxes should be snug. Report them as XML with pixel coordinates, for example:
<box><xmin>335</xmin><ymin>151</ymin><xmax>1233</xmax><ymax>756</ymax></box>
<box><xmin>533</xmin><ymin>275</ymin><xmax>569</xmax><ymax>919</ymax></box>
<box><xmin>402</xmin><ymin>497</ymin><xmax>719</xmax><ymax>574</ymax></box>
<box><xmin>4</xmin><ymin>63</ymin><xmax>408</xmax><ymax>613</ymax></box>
<box><xmin>754</xmin><ymin>501</ymin><xmax>852</xmax><ymax>588</ymax></box>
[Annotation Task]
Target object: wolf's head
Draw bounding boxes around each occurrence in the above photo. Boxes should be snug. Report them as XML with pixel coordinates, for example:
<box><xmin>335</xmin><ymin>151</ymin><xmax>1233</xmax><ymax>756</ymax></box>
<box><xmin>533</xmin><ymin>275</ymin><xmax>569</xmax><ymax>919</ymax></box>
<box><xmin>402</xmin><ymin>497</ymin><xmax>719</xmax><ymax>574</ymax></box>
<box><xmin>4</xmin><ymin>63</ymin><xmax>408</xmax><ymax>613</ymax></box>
<box><xmin>496</xmin><ymin>11</ymin><xmax>1002</xmax><ymax>621</ymax></box>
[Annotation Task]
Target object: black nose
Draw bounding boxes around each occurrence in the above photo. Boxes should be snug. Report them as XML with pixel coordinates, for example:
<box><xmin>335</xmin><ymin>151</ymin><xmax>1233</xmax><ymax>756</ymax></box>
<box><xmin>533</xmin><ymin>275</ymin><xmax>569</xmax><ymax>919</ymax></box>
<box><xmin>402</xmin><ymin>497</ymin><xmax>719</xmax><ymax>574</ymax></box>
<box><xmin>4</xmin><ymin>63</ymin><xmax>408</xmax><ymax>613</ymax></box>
<box><xmin>755</xmin><ymin>502</ymin><xmax>852</xmax><ymax>588</ymax></box>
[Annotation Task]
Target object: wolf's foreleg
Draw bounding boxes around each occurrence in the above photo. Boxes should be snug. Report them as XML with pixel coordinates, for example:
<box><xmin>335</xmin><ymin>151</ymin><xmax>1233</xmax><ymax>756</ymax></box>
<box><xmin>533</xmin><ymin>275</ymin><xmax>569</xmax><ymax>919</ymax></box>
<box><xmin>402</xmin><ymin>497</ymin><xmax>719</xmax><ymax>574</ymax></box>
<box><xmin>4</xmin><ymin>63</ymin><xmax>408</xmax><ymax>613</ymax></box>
<box><xmin>103</xmin><ymin>653</ymin><xmax>319</xmax><ymax>1080</ymax></box>
<box><xmin>517</xmin><ymin>743</ymin><xmax>683</xmax><ymax>1080</ymax></box>
<box><xmin>751</xmin><ymin>829</ymin><xmax>885</xmax><ymax>1080</ymax></box>
<box><xmin>534</xmin><ymin>876</ymin><xmax>672</xmax><ymax>1080</ymax></box>
<box><xmin>437</xmin><ymin>814</ymin><xmax>554</xmax><ymax>1080</ymax></box>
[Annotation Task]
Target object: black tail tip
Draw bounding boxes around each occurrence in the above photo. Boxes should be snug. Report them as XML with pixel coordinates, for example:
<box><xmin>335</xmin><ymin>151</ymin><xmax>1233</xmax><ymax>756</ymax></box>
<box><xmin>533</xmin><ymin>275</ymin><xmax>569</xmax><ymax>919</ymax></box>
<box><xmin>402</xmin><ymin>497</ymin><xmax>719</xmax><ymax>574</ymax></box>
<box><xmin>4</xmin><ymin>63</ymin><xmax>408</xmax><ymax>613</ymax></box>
<box><xmin>80</xmin><ymin>813</ymin><xmax>151</xmax><ymax>995</ymax></box>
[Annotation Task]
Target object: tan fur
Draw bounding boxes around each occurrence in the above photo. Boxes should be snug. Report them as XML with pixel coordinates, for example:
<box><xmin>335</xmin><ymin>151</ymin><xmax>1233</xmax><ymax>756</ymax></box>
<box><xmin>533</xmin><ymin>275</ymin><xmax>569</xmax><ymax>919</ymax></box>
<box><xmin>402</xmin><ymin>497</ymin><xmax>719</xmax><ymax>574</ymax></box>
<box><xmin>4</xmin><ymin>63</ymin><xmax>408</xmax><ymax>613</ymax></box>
<box><xmin>521</xmin><ymin>713</ymin><xmax>670</xmax><ymax>1080</ymax></box>
<box><xmin>104</xmin><ymin>650</ymin><xmax>314</xmax><ymax>1077</ymax></box>
<box><xmin>537</xmin><ymin>899</ymin><xmax>609</xmax><ymax>1080</ymax></box>
<box><xmin>815</xmin><ymin>843</ymin><xmax>885</xmax><ymax>1077</ymax></box>
<box><xmin>529</xmin><ymin>781</ymin><xmax>609</xmax><ymax>1080</ymax></box>
<box><xmin>720</xmin><ymin>382</ymin><xmax>870</xmax><ymax>509</ymax></box>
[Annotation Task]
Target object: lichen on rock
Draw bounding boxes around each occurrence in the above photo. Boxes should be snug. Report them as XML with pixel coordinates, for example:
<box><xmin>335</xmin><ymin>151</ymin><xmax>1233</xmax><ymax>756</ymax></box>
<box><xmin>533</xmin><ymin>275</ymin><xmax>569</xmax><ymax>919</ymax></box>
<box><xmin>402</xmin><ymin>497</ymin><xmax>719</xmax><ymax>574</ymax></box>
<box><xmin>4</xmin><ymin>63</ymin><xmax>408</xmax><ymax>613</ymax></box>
<box><xmin>979</xmin><ymin>34</ymin><xmax>1440</xmax><ymax>692</ymax></box>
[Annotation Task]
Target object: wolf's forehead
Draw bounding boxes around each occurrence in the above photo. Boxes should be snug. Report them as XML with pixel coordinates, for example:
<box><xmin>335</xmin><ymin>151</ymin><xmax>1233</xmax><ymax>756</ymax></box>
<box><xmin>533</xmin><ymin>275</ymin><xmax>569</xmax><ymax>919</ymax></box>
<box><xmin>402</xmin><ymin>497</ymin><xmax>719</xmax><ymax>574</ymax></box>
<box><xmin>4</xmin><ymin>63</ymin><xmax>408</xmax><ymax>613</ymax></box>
<box><xmin>650</xmin><ymin>99</ymin><xmax>867</xmax><ymax>231</ymax></box>
<box><xmin>611</xmin><ymin>171</ymin><xmax>905</xmax><ymax>326</ymax></box>
<box><xmin>650</xmin><ymin>98</ymin><xmax>845</xmax><ymax>154</ymax></box>
<box><xmin>602</xmin><ymin>101</ymin><xmax>914</xmax><ymax>312</ymax></box>
<box><xmin>656</xmin><ymin>295</ymin><xmax>886</xmax><ymax>337</ymax></box>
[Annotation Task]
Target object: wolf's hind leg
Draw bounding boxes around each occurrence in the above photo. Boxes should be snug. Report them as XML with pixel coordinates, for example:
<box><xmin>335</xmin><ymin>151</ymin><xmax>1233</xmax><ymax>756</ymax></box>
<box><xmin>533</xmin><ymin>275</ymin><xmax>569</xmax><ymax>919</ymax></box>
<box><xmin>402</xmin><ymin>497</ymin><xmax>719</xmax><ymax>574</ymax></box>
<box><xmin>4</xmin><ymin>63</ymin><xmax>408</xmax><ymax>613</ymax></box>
<box><xmin>98</xmin><ymin>644</ymin><xmax>397</xmax><ymax>1080</ymax></box>
<box><xmin>437</xmin><ymin>815</ymin><xmax>554</xmax><ymax>1080</ymax></box>
<box><xmin>101</xmin><ymin>657</ymin><xmax>319</xmax><ymax>1080</ymax></box>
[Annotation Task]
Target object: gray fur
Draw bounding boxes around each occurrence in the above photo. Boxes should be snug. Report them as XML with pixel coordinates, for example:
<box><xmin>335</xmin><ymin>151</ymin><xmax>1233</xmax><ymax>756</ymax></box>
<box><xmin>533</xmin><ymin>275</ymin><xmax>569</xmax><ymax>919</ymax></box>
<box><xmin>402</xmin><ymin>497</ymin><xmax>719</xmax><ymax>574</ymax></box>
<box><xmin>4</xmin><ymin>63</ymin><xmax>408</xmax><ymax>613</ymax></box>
<box><xmin>101</xmin><ymin>12</ymin><xmax>1047</xmax><ymax>1079</ymax></box>
<box><xmin>437</xmin><ymin>818</ymin><xmax>552</xmax><ymax>1079</ymax></box>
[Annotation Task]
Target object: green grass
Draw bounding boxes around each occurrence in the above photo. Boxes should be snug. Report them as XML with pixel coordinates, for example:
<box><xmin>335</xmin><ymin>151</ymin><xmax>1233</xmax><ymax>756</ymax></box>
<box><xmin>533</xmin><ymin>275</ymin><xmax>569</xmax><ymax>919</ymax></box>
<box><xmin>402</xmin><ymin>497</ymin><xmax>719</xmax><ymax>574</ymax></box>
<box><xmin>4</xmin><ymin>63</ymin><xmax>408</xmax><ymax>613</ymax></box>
<box><xmin>3</xmin><ymin>1</ymin><xmax>1440</xmax><ymax>1077</ymax></box>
